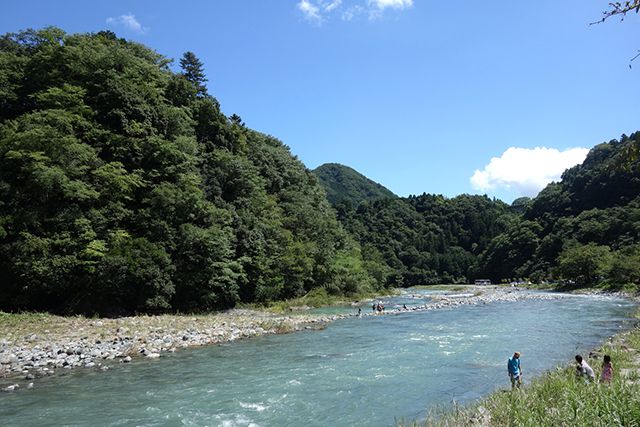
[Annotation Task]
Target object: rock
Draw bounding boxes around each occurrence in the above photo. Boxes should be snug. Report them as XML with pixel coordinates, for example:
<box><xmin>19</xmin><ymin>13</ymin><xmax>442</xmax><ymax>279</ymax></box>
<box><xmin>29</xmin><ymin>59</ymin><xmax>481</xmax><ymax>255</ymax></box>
<box><xmin>27</xmin><ymin>383</ymin><xmax>34</xmax><ymax>389</ymax></box>
<box><xmin>122</xmin><ymin>356</ymin><xmax>132</xmax><ymax>363</ymax></box>
<box><xmin>3</xmin><ymin>384</ymin><xmax>19</xmax><ymax>392</ymax></box>
<box><xmin>145</xmin><ymin>352</ymin><xmax>160</xmax><ymax>359</ymax></box>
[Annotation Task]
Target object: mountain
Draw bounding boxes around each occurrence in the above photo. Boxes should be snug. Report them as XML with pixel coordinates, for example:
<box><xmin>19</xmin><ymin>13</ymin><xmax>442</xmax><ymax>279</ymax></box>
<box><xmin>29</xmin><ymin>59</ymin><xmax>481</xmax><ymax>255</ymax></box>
<box><xmin>312</xmin><ymin>163</ymin><xmax>396</xmax><ymax>206</ymax></box>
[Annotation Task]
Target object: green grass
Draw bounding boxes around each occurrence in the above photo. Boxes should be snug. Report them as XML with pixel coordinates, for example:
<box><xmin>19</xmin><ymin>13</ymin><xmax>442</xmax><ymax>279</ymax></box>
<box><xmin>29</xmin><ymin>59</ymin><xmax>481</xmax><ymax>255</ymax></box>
<box><xmin>402</xmin><ymin>321</ymin><xmax>640</xmax><ymax>427</ymax></box>
<box><xmin>0</xmin><ymin>311</ymin><xmax>56</xmax><ymax>329</ymax></box>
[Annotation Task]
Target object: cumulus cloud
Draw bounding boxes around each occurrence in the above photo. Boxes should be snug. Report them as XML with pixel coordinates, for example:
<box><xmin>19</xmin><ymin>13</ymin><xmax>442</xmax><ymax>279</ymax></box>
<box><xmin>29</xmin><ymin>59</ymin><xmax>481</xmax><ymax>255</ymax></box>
<box><xmin>297</xmin><ymin>0</ymin><xmax>411</xmax><ymax>23</ymax></box>
<box><xmin>106</xmin><ymin>14</ymin><xmax>147</xmax><ymax>34</ymax></box>
<box><xmin>470</xmin><ymin>147</ymin><xmax>589</xmax><ymax>197</ymax></box>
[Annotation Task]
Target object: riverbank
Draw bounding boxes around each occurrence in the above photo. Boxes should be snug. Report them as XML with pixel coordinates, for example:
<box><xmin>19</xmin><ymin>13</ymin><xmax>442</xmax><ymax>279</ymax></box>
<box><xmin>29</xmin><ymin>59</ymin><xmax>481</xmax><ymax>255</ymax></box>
<box><xmin>0</xmin><ymin>286</ymin><xmax>613</xmax><ymax>391</ymax></box>
<box><xmin>404</xmin><ymin>304</ymin><xmax>640</xmax><ymax>426</ymax></box>
<box><xmin>0</xmin><ymin>310</ymin><xmax>339</xmax><ymax>391</ymax></box>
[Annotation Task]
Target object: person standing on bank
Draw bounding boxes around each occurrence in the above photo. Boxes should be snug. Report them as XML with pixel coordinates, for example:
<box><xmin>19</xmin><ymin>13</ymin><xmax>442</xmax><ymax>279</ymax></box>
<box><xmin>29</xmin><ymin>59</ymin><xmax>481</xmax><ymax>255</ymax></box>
<box><xmin>600</xmin><ymin>354</ymin><xmax>613</xmax><ymax>384</ymax></box>
<box><xmin>507</xmin><ymin>351</ymin><xmax>522</xmax><ymax>389</ymax></box>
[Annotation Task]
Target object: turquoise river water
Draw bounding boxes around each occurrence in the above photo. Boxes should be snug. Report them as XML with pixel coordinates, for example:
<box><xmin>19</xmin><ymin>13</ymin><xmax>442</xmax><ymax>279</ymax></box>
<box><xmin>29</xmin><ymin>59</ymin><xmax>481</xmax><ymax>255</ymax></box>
<box><xmin>0</xmin><ymin>290</ymin><xmax>636</xmax><ymax>426</ymax></box>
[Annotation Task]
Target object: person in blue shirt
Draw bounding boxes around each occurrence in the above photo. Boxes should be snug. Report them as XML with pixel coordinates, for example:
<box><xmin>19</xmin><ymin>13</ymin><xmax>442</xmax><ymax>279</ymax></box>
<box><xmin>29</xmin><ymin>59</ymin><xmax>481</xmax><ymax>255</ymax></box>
<box><xmin>507</xmin><ymin>351</ymin><xmax>522</xmax><ymax>389</ymax></box>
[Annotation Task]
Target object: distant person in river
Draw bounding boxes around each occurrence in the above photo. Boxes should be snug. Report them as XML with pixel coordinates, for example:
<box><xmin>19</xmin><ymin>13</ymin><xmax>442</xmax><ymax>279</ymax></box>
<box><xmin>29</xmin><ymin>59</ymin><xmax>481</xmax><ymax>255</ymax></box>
<box><xmin>600</xmin><ymin>354</ymin><xmax>613</xmax><ymax>384</ymax></box>
<box><xmin>575</xmin><ymin>354</ymin><xmax>595</xmax><ymax>381</ymax></box>
<box><xmin>507</xmin><ymin>352</ymin><xmax>522</xmax><ymax>389</ymax></box>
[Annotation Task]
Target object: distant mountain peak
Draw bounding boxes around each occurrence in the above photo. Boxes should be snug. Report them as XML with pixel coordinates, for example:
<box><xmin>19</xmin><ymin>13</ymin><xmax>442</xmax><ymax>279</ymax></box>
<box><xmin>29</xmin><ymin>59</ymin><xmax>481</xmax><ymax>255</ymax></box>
<box><xmin>312</xmin><ymin>163</ymin><xmax>396</xmax><ymax>205</ymax></box>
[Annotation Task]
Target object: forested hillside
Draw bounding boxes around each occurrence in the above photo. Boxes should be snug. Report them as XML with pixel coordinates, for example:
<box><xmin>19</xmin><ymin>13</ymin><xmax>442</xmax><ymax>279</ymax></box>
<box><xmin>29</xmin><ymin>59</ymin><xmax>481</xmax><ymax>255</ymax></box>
<box><xmin>312</xmin><ymin>163</ymin><xmax>396</xmax><ymax>205</ymax></box>
<box><xmin>476</xmin><ymin>133</ymin><xmax>640</xmax><ymax>286</ymax></box>
<box><xmin>0</xmin><ymin>28</ymin><xmax>381</xmax><ymax>315</ymax></box>
<box><xmin>334</xmin><ymin>194</ymin><xmax>515</xmax><ymax>286</ymax></box>
<box><xmin>333</xmin><ymin>134</ymin><xmax>640</xmax><ymax>288</ymax></box>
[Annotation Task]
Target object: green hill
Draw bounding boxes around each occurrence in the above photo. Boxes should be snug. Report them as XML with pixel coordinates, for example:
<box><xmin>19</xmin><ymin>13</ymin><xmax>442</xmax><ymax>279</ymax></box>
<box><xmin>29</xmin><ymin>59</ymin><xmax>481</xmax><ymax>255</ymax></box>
<box><xmin>0</xmin><ymin>28</ymin><xmax>382</xmax><ymax>315</ymax></box>
<box><xmin>312</xmin><ymin>163</ymin><xmax>396</xmax><ymax>206</ymax></box>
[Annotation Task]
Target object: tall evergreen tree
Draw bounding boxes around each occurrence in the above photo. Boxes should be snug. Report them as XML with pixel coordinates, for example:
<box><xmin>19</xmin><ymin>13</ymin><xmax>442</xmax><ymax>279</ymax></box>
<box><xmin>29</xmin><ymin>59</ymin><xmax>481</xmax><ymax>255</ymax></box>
<box><xmin>179</xmin><ymin>51</ymin><xmax>207</xmax><ymax>96</ymax></box>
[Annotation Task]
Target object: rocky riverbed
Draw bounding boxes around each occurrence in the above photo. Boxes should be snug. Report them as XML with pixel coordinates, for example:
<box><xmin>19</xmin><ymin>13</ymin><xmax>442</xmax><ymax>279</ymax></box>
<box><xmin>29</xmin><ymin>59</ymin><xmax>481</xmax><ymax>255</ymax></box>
<box><xmin>0</xmin><ymin>286</ymin><xmax>594</xmax><ymax>391</ymax></box>
<box><xmin>0</xmin><ymin>310</ymin><xmax>339</xmax><ymax>391</ymax></box>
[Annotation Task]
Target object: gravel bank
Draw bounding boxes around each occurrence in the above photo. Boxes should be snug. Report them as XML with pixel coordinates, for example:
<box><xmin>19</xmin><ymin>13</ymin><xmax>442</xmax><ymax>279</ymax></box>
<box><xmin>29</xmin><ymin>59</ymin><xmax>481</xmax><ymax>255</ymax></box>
<box><xmin>0</xmin><ymin>310</ymin><xmax>338</xmax><ymax>390</ymax></box>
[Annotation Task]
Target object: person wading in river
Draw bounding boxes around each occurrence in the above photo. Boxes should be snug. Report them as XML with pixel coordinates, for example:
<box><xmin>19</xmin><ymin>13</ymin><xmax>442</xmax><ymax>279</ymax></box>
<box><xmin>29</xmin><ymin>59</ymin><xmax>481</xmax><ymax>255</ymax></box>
<box><xmin>507</xmin><ymin>351</ymin><xmax>522</xmax><ymax>389</ymax></box>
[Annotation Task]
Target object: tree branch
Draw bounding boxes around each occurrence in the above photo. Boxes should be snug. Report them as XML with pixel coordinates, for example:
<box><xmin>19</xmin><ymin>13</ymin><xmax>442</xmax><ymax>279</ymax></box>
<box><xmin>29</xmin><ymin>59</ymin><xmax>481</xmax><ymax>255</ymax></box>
<box><xmin>591</xmin><ymin>1</ymin><xmax>640</xmax><ymax>25</ymax></box>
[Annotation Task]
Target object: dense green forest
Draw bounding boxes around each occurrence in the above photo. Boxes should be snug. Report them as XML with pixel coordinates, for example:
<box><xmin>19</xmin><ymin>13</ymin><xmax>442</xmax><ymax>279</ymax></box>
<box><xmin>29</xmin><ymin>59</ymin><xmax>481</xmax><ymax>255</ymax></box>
<box><xmin>332</xmin><ymin>194</ymin><xmax>515</xmax><ymax>286</ymax></box>
<box><xmin>0</xmin><ymin>28</ymin><xmax>382</xmax><ymax>315</ymax></box>
<box><xmin>0</xmin><ymin>28</ymin><xmax>638</xmax><ymax>315</ymax></box>
<box><xmin>312</xmin><ymin>163</ymin><xmax>396</xmax><ymax>206</ymax></box>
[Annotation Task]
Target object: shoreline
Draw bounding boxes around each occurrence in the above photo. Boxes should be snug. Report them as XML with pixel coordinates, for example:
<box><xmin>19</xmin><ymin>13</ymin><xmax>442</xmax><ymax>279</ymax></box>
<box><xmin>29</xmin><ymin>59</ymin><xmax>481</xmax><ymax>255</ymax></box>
<box><xmin>419</xmin><ymin>310</ymin><xmax>640</xmax><ymax>426</ymax></box>
<box><xmin>0</xmin><ymin>286</ymin><xmax>632</xmax><ymax>392</ymax></box>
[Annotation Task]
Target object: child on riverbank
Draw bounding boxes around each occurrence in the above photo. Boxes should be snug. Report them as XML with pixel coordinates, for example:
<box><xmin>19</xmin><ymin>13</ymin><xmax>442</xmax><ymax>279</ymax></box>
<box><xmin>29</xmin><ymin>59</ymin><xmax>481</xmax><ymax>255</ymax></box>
<box><xmin>575</xmin><ymin>354</ymin><xmax>595</xmax><ymax>381</ymax></box>
<box><xmin>600</xmin><ymin>354</ymin><xmax>613</xmax><ymax>383</ymax></box>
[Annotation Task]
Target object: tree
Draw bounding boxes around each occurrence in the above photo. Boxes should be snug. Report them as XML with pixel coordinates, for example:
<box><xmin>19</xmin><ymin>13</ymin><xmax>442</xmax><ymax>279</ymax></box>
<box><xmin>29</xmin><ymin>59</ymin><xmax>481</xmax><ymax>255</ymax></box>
<box><xmin>229</xmin><ymin>113</ymin><xmax>245</xmax><ymax>127</ymax></box>
<box><xmin>179</xmin><ymin>51</ymin><xmax>207</xmax><ymax>96</ymax></box>
<box><xmin>608</xmin><ymin>245</ymin><xmax>640</xmax><ymax>286</ymax></box>
<box><xmin>555</xmin><ymin>244</ymin><xmax>613</xmax><ymax>286</ymax></box>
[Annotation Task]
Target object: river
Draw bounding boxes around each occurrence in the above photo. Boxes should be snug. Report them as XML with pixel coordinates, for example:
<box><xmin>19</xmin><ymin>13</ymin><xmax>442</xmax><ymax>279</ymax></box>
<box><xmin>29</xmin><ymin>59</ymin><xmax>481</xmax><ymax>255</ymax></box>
<box><xmin>0</xmin><ymin>290</ymin><xmax>636</xmax><ymax>426</ymax></box>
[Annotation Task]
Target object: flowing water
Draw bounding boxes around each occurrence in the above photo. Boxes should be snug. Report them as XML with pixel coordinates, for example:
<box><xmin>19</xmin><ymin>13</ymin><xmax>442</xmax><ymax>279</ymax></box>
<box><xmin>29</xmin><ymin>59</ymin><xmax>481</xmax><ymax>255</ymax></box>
<box><xmin>0</xmin><ymin>291</ymin><xmax>636</xmax><ymax>426</ymax></box>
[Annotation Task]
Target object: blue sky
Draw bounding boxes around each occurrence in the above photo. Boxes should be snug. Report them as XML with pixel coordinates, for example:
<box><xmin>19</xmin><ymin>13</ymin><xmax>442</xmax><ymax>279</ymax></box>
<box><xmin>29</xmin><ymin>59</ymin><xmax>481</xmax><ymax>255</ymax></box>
<box><xmin>1</xmin><ymin>1</ymin><xmax>638</xmax><ymax>203</ymax></box>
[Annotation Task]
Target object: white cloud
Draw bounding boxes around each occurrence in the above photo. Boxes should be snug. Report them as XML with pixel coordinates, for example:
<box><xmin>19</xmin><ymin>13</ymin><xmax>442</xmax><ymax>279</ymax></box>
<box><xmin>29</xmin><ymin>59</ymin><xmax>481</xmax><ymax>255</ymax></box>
<box><xmin>368</xmin><ymin>0</ymin><xmax>413</xmax><ymax>10</ymax></box>
<box><xmin>298</xmin><ymin>0</ymin><xmax>322</xmax><ymax>22</ymax></box>
<box><xmin>470</xmin><ymin>146</ymin><xmax>590</xmax><ymax>197</ymax></box>
<box><xmin>297</xmin><ymin>0</ymin><xmax>411</xmax><ymax>24</ymax></box>
<box><xmin>106</xmin><ymin>14</ymin><xmax>147</xmax><ymax>34</ymax></box>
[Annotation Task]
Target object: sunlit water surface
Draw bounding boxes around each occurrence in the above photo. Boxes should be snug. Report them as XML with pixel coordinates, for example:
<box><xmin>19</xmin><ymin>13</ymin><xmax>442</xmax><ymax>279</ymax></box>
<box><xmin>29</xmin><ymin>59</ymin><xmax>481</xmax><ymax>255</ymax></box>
<box><xmin>0</xmin><ymin>291</ymin><xmax>635</xmax><ymax>426</ymax></box>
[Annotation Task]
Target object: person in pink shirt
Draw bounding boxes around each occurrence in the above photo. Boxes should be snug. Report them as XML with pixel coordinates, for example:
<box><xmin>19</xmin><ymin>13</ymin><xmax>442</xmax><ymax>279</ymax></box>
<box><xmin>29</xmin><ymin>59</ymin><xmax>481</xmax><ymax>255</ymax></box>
<box><xmin>600</xmin><ymin>354</ymin><xmax>613</xmax><ymax>383</ymax></box>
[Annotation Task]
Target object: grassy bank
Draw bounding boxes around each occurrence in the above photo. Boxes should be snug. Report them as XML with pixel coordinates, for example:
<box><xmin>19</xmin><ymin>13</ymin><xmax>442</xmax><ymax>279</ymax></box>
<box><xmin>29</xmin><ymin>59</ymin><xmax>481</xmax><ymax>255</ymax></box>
<box><xmin>403</xmin><ymin>313</ymin><xmax>640</xmax><ymax>427</ymax></box>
